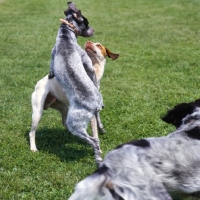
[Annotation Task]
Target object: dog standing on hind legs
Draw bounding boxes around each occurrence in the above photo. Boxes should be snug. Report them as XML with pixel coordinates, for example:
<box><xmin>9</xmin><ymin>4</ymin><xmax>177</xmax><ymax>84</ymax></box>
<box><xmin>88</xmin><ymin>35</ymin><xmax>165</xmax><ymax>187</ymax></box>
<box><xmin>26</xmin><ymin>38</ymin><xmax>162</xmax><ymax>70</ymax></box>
<box><xmin>29</xmin><ymin>1</ymin><xmax>104</xmax><ymax>164</ymax></box>
<box><xmin>29</xmin><ymin>8</ymin><xmax>119</xmax><ymax>164</ymax></box>
<box><xmin>29</xmin><ymin>40</ymin><xmax>119</xmax><ymax>157</ymax></box>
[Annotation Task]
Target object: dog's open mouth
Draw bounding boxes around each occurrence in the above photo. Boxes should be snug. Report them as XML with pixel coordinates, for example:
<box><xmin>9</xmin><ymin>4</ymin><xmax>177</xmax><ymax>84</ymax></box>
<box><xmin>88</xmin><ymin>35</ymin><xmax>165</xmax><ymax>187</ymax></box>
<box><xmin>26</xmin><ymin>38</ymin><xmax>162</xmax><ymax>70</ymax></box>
<box><xmin>85</xmin><ymin>47</ymin><xmax>97</xmax><ymax>54</ymax></box>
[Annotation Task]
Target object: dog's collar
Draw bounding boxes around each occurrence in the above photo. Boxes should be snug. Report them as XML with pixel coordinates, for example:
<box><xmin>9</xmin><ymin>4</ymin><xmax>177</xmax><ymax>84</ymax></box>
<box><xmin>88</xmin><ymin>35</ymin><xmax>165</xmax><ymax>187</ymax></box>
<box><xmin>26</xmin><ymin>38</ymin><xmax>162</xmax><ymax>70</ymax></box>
<box><xmin>60</xmin><ymin>18</ymin><xmax>79</xmax><ymax>37</ymax></box>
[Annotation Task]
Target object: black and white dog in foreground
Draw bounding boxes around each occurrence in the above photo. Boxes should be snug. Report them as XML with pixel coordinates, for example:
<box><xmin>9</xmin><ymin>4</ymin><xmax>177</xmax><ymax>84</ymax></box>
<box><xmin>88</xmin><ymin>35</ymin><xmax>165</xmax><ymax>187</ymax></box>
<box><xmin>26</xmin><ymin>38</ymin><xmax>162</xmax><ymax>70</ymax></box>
<box><xmin>69</xmin><ymin>99</ymin><xmax>200</xmax><ymax>200</ymax></box>
<box><xmin>29</xmin><ymin>2</ymin><xmax>104</xmax><ymax>164</ymax></box>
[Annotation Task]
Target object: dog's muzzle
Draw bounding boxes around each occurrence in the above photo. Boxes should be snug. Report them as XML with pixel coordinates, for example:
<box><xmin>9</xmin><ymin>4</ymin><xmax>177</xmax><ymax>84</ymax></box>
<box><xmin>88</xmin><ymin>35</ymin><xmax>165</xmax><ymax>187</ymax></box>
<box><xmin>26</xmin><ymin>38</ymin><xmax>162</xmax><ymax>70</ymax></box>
<box><xmin>83</xmin><ymin>27</ymin><xmax>94</xmax><ymax>37</ymax></box>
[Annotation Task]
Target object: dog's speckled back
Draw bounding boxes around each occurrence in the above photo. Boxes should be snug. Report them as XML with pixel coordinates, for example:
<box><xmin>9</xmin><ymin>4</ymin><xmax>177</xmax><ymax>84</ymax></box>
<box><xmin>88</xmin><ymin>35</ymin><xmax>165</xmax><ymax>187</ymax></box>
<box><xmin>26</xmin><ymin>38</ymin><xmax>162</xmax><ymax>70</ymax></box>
<box><xmin>50</xmin><ymin>4</ymin><xmax>103</xmax><ymax>111</ymax></box>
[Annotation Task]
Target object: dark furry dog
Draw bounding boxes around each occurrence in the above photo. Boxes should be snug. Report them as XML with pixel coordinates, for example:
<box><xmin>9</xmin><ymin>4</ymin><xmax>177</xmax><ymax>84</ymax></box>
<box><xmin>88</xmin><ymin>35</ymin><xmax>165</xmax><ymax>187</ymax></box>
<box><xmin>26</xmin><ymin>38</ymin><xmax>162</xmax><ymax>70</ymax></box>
<box><xmin>69</xmin><ymin>100</ymin><xmax>200</xmax><ymax>200</ymax></box>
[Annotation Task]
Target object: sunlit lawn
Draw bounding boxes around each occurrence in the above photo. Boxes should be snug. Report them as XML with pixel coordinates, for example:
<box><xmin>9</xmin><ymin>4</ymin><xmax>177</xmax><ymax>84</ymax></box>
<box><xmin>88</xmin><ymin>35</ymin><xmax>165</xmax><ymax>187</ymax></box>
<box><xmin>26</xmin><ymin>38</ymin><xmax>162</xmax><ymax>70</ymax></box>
<box><xmin>0</xmin><ymin>0</ymin><xmax>200</xmax><ymax>199</ymax></box>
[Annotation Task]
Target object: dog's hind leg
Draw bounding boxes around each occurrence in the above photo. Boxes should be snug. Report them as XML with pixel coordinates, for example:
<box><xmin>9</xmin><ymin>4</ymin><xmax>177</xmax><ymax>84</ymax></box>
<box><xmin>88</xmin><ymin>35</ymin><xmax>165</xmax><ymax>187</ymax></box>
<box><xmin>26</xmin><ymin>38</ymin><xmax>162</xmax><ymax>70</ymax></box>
<box><xmin>95</xmin><ymin>111</ymin><xmax>106</xmax><ymax>134</ymax></box>
<box><xmin>90</xmin><ymin>116</ymin><xmax>103</xmax><ymax>153</ymax></box>
<box><xmin>67</xmin><ymin>108</ymin><xmax>102</xmax><ymax>164</ymax></box>
<box><xmin>29</xmin><ymin>78</ymin><xmax>49</xmax><ymax>151</ymax></box>
<box><xmin>49</xmin><ymin>100</ymin><xmax>68</xmax><ymax>126</ymax></box>
<box><xmin>90</xmin><ymin>115</ymin><xmax>98</xmax><ymax>139</ymax></box>
<box><xmin>90</xmin><ymin>112</ymin><xmax>105</xmax><ymax>137</ymax></box>
<box><xmin>72</xmin><ymin>128</ymin><xmax>102</xmax><ymax>164</ymax></box>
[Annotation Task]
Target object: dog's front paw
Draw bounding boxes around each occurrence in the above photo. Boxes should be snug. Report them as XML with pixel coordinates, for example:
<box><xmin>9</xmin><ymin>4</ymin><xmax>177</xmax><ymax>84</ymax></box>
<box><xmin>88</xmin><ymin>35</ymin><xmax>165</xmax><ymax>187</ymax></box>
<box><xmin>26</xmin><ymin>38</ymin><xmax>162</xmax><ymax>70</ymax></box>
<box><xmin>48</xmin><ymin>71</ymin><xmax>55</xmax><ymax>79</ymax></box>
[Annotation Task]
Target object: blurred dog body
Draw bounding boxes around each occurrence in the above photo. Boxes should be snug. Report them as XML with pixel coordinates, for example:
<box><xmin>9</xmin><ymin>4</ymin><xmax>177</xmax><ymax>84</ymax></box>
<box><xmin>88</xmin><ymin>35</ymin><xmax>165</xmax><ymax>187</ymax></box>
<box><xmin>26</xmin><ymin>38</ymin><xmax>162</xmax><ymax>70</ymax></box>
<box><xmin>69</xmin><ymin>100</ymin><xmax>200</xmax><ymax>200</ymax></box>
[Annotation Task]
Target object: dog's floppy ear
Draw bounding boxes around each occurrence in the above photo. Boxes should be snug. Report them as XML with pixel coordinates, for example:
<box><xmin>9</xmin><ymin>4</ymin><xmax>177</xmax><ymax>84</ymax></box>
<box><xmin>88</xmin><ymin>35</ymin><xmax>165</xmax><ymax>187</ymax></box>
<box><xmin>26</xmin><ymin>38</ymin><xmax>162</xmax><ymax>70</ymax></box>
<box><xmin>193</xmin><ymin>98</ymin><xmax>200</xmax><ymax>107</ymax></box>
<box><xmin>72</xmin><ymin>10</ymin><xmax>84</xmax><ymax>22</ymax></box>
<box><xmin>64</xmin><ymin>2</ymin><xmax>82</xmax><ymax>21</ymax></box>
<box><xmin>106</xmin><ymin>48</ymin><xmax>119</xmax><ymax>60</ymax></box>
<box><xmin>161</xmin><ymin>103</ymin><xmax>194</xmax><ymax>128</ymax></box>
<box><xmin>67</xmin><ymin>2</ymin><xmax>79</xmax><ymax>12</ymax></box>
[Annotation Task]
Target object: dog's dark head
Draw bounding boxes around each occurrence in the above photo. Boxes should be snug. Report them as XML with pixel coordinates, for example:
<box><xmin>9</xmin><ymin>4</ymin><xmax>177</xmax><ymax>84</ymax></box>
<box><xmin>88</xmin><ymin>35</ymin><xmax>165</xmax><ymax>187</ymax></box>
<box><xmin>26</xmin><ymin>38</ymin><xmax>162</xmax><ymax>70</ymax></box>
<box><xmin>161</xmin><ymin>99</ymin><xmax>200</xmax><ymax>128</ymax></box>
<box><xmin>64</xmin><ymin>2</ymin><xmax>94</xmax><ymax>37</ymax></box>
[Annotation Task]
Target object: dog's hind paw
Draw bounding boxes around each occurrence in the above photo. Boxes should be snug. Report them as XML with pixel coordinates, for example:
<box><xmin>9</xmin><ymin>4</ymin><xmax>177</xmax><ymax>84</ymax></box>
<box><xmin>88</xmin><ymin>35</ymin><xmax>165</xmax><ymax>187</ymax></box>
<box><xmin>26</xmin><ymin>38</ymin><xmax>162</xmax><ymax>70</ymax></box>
<box><xmin>96</xmin><ymin>157</ymin><xmax>103</xmax><ymax>167</ymax></box>
<box><xmin>99</xmin><ymin>128</ymin><xmax>106</xmax><ymax>134</ymax></box>
<box><xmin>31</xmin><ymin>148</ymin><xmax>39</xmax><ymax>152</ymax></box>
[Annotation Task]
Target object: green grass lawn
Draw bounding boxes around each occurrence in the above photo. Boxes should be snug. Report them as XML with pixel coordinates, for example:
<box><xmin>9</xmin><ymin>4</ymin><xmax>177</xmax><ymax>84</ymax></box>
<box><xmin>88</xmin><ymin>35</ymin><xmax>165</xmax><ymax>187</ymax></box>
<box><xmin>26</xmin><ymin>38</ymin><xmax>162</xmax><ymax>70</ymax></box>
<box><xmin>0</xmin><ymin>0</ymin><xmax>200</xmax><ymax>199</ymax></box>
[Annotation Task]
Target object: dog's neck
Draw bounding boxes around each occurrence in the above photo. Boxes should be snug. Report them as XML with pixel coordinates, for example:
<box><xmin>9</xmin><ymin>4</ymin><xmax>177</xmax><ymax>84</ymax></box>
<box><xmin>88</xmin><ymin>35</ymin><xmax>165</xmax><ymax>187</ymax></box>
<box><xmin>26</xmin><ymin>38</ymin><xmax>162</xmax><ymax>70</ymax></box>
<box><xmin>89</xmin><ymin>55</ymin><xmax>106</xmax><ymax>81</ymax></box>
<box><xmin>93</xmin><ymin>60</ymin><xmax>106</xmax><ymax>82</ymax></box>
<box><xmin>58</xmin><ymin>24</ymin><xmax>77</xmax><ymax>42</ymax></box>
<box><xmin>90</xmin><ymin>55</ymin><xmax>106</xmax><ymax>67</ymax></box>
<box><xmin>59</xmin><ymin>18</ymin><xmax>79</xmax><ymax>37</ymax></box>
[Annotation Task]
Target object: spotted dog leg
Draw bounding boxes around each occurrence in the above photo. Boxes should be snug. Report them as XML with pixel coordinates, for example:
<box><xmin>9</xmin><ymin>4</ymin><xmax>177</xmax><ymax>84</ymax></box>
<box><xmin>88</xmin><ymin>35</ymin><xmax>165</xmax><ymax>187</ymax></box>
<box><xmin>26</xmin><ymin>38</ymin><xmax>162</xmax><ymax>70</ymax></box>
<box><xmin>66</xmin><ymin>108</ymin><xmax>102</xmax><ymax>165</ymax></box>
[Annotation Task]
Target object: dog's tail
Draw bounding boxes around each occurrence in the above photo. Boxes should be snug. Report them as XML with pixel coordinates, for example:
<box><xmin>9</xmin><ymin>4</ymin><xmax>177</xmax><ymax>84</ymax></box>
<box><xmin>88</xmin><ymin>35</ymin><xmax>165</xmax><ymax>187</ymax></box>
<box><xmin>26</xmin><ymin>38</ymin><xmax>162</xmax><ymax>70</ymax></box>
<box><xmin>68</xmin><ymin>165</ymin><xmax>114</xmax><ymax>200</ymax></box>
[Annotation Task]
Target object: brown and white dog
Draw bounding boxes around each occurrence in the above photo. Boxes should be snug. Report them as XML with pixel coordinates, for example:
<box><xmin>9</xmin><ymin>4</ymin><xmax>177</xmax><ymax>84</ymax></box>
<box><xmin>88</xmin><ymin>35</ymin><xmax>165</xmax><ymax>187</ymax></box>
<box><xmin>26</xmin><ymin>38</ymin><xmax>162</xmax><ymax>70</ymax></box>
<box><xmin>84</xmin><ymin>41</ymin><xmax>119</xmax><ymax>89</ymax></box>
<box><xmin>84</xmin><ymin>41</ymin><xmax>119</xmax><ymax>137</ymax></box>
<box><xmin>29</xmin><ymin>41</ymin><xmax>119</xmax><ymax>153</ymax></box>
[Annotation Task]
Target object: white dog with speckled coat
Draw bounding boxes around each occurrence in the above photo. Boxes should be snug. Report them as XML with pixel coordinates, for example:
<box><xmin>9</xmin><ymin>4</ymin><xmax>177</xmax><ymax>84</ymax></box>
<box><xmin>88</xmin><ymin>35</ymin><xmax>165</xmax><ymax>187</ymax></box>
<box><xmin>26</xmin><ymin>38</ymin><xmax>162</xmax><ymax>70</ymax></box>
<box><xmin>29</xmin><ymin>38</ymin><xmax>119</xmax><ymax>162</ymax></box>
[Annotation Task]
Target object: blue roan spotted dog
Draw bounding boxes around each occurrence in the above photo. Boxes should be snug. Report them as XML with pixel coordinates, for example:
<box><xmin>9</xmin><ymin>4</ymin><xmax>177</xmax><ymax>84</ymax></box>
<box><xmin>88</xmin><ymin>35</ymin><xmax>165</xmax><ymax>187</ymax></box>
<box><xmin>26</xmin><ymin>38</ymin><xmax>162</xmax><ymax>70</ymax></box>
<box><xmin>44</xmin><ymin>2</ymin><xmax>103</xmax><ymax>164</ymax></box>
<box><xmin>69</xmin><ymin>99</ymin><xmax>200</xmax><ymax>200</ymax></box>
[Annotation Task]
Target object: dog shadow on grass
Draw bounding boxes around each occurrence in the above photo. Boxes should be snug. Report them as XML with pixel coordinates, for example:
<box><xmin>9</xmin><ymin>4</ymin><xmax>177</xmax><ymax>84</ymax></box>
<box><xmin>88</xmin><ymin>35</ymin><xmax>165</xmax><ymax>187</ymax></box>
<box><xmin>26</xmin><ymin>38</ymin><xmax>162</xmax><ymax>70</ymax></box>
<box><xmin>25</xmin><ymin>127</ymin><xmax>93</xmax><ymax>162</ymax></box>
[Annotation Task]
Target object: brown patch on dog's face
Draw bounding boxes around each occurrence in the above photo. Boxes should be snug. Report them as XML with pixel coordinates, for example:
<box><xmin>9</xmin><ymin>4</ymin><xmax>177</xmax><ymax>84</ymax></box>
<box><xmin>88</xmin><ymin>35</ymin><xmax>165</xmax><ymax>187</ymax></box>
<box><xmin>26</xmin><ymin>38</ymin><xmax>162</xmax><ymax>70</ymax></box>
<box><xmin>96</xmin><ymin>43</ymin><xmax>107</xmax><ymax>58</ymax></box>
<box><xmin>84</xmin><ymin>41</ymin><xmax>119</xmax><ymax>61</ymax></box>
